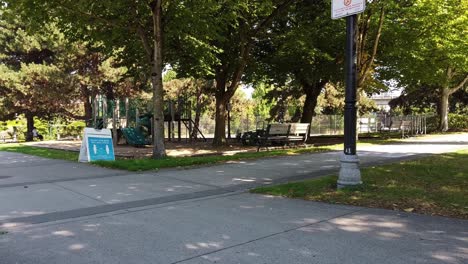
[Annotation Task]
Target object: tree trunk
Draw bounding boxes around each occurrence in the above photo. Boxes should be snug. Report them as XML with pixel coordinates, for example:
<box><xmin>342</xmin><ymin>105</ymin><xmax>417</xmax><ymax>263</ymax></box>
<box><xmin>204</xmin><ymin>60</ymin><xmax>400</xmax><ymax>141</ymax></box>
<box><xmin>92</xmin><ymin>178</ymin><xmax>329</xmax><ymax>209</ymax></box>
<box><xmin>212</xmin><ymin>67</ymin><xmax>230</xmax><ymax>146</ymax></box>
<box><xmin>80</xmin><ymin>84</ymin><xmax>93</xmax><ymax>126</ymax></box>
<box><xmin>213</xmin><ymin>91</ymin><xmax>227</xmax><ymax>146</ymax></box>
<box><xmin>84</xmin><ymin>99</ymin><xmax>93</xmax><ymax>126</ymax></box>
<box><xmin>290</xmin><ymin>108</ymin><xmax>301</xmax><ymax>122</ymax></box>
<box><xmin>150</xmin><ymin>0</ymin><xmax>166</xmax><ymax>158</ymax></box>
<box><xmin>438</xmin><ymin>72</ymin><xmax>468</xmax><ymax>132</ymax></box>
<box><xmin>112</xmin><ymin>99</ymin><xmax>119</xmax><ymax>146</ymax></box>
<box><xmin>191</xmin><ymin>94</ymin><xmax>203</xmax><ymax>139</ymax></box>
<box><xmin>25</xmin><ymin>112</ymin><xmax>34</xmax><ymax>142</ymax></box>
<box><xmin>300</xmin><ymin>80</ymin><xmax>327</xmax><ymax>124</ymax></box>
<box><xmin>439</xmin><ymin>88</ymin><xmax>450</xmax><ymax>132</ymax></box>
<box><xmin>210</xmin><ymin>1</ymin><xmax>295</xmax><ymax>145</ymax></box>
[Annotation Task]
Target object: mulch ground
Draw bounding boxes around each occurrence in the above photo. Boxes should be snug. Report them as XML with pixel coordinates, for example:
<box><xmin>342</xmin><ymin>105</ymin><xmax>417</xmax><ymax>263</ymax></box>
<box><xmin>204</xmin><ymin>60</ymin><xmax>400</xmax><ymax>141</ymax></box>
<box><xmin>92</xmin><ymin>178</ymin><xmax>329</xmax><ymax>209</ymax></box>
<box><xmin>24</xmin><ymin>136</ymin><xmax>344</xmax><ymax>158</ymax></box>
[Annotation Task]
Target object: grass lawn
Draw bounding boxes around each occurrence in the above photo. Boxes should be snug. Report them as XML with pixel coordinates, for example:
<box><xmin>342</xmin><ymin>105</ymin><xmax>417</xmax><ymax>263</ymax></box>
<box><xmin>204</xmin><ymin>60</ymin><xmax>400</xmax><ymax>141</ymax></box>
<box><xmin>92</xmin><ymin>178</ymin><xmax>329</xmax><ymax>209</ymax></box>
<box><xmin>0</xmin><ymin>136</ymin><xmax>413</xmax><ymax>171</ymax></box>
<box><xmin>252</xmin><ymin>149</ymin><xmax>468</xmax><ymax>219</ymax></box>
<box><xmin>93</xmin><ymin>146</ymin><xmax>336</xmax><ymax>171</ymax></box>
<box><xmin>0</xmin><ymin>144</ymin><xmax>78</xmax><ymax>161</ymax></box>
<box><xmin>0</xmin><ymin>143</ymin><xmax>337</xmax><ymax>171</ymax></box>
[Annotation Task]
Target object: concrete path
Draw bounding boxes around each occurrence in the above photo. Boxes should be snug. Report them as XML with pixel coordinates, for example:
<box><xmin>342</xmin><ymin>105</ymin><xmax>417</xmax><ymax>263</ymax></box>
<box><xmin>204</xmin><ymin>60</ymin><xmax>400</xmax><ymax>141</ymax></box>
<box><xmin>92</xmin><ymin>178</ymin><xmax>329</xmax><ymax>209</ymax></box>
<box><xmin>0</xmin><ymin>134</ymin><xmax>467</xmax><ymax>263</ymax></box>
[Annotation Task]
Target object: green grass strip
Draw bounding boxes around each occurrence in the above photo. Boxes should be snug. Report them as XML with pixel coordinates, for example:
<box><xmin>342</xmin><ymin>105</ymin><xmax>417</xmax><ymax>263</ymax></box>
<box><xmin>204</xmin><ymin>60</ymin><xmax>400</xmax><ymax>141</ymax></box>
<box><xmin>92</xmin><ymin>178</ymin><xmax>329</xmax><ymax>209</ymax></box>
<box><xmin>0</xmin><ymin>144</ymin><xmax>78</xmax><ymax>161</ymax></box>
<box><xmin>93</xmin><ymin>146</ymin><xmax>336</xmax><ymax>171</ymax></box>
<box><xmin>0</xmin><ymin>143</ymin><xmax>336</xmax><ymax>171</ymax></box>
<box><xmin>252</xmin><ymin>149</ymin><xmax>468</xmax><ymax>219</ymax></box>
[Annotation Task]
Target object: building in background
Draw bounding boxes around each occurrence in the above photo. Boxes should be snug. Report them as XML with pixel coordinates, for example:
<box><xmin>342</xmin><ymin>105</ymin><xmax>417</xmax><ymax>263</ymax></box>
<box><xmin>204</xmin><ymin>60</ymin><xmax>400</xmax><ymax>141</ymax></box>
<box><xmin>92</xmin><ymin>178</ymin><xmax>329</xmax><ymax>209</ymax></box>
<box><xmin>370</xmin><ymin>90</ymin><xmax>402</xmax><ymax>112</ymax></box>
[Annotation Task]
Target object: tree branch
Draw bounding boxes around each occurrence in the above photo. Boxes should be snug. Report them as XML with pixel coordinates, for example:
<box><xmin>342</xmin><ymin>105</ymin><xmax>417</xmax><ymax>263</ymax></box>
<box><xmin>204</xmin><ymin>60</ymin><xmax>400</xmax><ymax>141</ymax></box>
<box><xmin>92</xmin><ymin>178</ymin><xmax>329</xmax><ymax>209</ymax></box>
<box><xmin>55</xmin><ymin>0</ymin><xmax>152</xmax><ymax>60</ymax></box>
<box><xmin>252</xmin><ymin>0</ymin><xmax>297</xmax><ymax>39</ymax></box>
<box><xmin>225</xmin><ymin>0</ymin><xmax>296</xmax><ymax>97</ymax></box>
<box><xmin>358</xmin><ymin>6</ymin><xmax>385</xmax><ymax>88</ymax></box>
<box><xmin>358</xmin><ymin>10</ymin><xmax>372</xmax><ymax>69</ymax></box>
<box><xmin>55</xmin><ymin>0</ymin><xmax>129</xmax><ymax>30</ymax></box>
<box><xmin>449</xmin><ymin>74</ymin><xmax>468</xmax><ymax>95</ymax></box>
<box><xmin>136</xmin><ymin>26</ymin><xmax>153</xmax><ymax>60</ymax></box>
<box><xmin>129</xmin><ymin>1</ymin><xmax>153</xmax><ymax>61</ymax></box>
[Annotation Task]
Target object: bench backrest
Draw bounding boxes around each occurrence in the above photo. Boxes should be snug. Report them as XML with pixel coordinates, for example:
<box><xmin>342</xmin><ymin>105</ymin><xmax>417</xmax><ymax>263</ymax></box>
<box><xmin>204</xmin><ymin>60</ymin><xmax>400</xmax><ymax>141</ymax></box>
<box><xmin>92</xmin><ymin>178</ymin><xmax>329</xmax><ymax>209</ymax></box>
<box><xmin>0</xmin><ymin>129</ymin><xmax>13</xmax><ymax>139</ymax></box>
<box><xmin>267</xmin><ymin>124</ymin><xmax>290</xmax><ymax>136</ymax></box>
<box><xmin>390</xmin><ymin>120</ymin><xmax>402</xmax><ymax>129</ymax></box>
<box><xmin>289</xmin><ymin>123</ymin><xmax>309</xmax><ymax>135</ymax></box>
<box><xmin>401</xmin><ymin>120</ymin><xmax>411</xmax><ymax>128</ymax></box>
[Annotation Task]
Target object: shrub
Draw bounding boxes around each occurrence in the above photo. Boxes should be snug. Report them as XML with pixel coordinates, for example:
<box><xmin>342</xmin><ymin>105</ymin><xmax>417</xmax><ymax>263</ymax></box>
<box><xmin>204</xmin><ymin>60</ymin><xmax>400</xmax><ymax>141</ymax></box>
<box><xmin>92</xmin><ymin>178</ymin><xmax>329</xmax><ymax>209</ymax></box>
<box><xmin>425</xmin><ymin>115</ymin><xmax>439</xmax><ymax>133</ymax></box>
<box><xmin>448</xmin><ymin>114</ymin><xmax>468</xmax><ymax>131</ymax></box>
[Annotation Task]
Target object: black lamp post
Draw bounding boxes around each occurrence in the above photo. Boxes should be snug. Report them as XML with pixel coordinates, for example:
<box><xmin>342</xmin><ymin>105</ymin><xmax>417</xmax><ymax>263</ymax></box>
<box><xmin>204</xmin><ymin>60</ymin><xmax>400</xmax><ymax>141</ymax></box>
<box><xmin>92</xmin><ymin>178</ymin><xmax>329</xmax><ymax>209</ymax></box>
<box><xmin>343</xmin><ymin>15</ymin><xmax>357</xmax><ymax>156</ymax></box>
<box><xmin>337</xmin><ymin>14</ymin><xmax>362</xmax><ymax>188</ymax></box>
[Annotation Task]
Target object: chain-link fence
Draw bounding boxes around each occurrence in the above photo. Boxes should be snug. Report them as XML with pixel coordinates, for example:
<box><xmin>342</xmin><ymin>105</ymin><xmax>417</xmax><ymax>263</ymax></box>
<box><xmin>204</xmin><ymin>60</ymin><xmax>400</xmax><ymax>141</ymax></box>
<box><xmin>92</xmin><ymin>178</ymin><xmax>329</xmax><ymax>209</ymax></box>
<box><xmin>1</xmin><ymin>113</ymin><xmax>433</xmax><ymax>144</ymax></box>
<box><xmin>194</xmin><ymin>114</ymin><xmax>433</xmax><ymax>139</ymax></box>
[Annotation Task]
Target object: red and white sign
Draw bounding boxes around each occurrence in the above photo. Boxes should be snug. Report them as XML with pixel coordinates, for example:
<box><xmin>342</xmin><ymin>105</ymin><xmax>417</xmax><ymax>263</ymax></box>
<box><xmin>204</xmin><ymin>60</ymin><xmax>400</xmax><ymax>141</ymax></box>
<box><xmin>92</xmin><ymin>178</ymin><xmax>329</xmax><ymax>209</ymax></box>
<box><xmin>332</xmin><ymin>0</ymin><xmax>366</xmax><ymax>19</ymax></box>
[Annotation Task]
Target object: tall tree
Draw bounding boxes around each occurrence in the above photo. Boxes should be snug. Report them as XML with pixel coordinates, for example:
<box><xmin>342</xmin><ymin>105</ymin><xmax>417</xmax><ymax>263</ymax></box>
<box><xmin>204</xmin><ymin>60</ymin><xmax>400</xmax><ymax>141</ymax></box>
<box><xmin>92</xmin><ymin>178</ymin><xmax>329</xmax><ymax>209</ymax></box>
<box><xmin>248</xmin><ymin>1</ymin><xmax>344</xmax><ymax>125</ymax></box>
<box><xmin>380</xmin><ymin>0</ymin><xmax>468</xmax><ymax>131</ymax></box>
<box><xmin>172</xmin><ymin>0</ymin><xmax>296</xmax><ymax>146</ymax></box>
<box><xmin>0</xmin><ymin>7</ymin><xmax>79</xmax><ymax>140</ymax></box>
<box><xmin>9</xmin><ymin>0</ymin><xmax>177</xmax><ymax>157</ymax></box>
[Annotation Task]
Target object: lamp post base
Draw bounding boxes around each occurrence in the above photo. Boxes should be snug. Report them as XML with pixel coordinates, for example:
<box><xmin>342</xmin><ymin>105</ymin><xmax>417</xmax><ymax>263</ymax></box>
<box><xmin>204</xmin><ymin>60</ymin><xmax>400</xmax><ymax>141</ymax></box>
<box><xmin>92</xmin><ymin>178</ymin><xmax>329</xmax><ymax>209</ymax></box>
<box><xmin>338</xmin><ymin>154</ymin><xmax>362</xmax><ymax>189</ymax></box>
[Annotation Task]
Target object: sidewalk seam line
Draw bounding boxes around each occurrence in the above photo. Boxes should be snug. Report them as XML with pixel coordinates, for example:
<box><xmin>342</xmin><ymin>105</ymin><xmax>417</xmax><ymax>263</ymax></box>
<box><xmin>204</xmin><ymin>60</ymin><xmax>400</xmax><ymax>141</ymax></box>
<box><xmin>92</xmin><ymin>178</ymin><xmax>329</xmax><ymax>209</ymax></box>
<box><xmin>152</xmin><ymin>173</ymin><xmax>224</xmax><ymax>189</ymax></box>
<box><xmin>0</xmin><ymin>172</ymin><xmax>135</xmax><ymax>189</ymax></box>
<box><xmin>3</xmin><ymin>191</ymin><xmax>244</xmax><ymax>232</ymax></box>
<box><xmin>0</xmin><ymin>161</ymin><xmax>69</xmax><ymax>169</ymax></box>
<box><xmin>51</xmin><ymin>182</ymin><xmax>109</xmax><ymax>205</ymax></box>
<box><xmin>0</xmin><ymin>189</ymin><xmax>234</xmax><ymax>226</ymax></box>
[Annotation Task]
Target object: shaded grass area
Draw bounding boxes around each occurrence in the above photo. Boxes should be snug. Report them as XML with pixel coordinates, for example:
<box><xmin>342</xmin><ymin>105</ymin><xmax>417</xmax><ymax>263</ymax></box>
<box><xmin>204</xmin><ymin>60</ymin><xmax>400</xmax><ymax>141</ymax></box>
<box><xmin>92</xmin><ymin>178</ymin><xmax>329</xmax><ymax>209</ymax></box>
<box><xmin>93</xmin><ymin>146</ymin><xmax>336</xmax><ymax>171</ymax></box>
<box><xmin>0</xmin><ymin>144</ymin><xmax>78</xmax><ymax>161</ymax></box>
<box><xmin>252</xmin><ymin>149</ymin><xmax>468</xmax><ymax>219</ymax></box>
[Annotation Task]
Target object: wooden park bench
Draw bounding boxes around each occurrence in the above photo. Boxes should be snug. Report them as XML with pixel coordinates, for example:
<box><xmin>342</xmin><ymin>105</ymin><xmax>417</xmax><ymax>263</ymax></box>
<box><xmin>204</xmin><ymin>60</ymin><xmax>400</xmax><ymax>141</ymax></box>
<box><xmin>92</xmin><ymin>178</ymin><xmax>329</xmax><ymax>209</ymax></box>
<box><xmin>257</xmin><ymin>123</ymin><xmax>310</xmax><ymax>152</ymax></box>
<box><xmin>400</xmin><ymin>120</ymin><xmax>412</xmax><ymax>138</ymax></box>
<box><xmin>380</xmin><ymin>120</ymin><xmax>412</xmax><ymax>138</ymax></box>
<box><xmin>380</xmin><ymin>120</ymin><xmax>402</xmax><ymax>132</ymax></box>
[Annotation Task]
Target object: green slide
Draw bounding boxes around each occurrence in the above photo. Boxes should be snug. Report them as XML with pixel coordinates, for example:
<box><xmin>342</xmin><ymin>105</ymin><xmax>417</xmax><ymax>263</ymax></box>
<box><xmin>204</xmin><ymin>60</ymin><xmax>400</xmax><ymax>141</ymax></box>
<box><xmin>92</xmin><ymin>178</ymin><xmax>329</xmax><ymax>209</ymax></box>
<box><xmin>121</xmin><ymin>127</ymin><xmax>151</xmax><ymax>147</ymax></box>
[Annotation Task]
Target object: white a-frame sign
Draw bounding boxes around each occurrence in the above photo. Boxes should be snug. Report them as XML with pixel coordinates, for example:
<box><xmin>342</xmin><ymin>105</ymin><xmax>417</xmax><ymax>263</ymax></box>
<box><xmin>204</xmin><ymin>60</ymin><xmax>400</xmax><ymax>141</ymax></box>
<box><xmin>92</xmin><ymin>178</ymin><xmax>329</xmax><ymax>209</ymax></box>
<box><xmin>79</xmin><ymin>128</ymin><xmax>115</xmax><ymax>162</ymax></box>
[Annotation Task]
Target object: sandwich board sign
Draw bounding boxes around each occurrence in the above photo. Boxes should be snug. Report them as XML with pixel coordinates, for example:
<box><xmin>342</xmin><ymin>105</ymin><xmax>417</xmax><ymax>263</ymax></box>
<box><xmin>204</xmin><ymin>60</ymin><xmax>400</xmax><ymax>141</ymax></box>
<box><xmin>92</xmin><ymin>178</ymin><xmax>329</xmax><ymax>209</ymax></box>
<box><xmin>332</xmin><ymin>0</ymin><xmax>366</xmax><ymax>20</ymax></box>
<box><xmin>79</xmin><ymin>128</ymin><xmax>115</xmax><ymax>162</ymax></box>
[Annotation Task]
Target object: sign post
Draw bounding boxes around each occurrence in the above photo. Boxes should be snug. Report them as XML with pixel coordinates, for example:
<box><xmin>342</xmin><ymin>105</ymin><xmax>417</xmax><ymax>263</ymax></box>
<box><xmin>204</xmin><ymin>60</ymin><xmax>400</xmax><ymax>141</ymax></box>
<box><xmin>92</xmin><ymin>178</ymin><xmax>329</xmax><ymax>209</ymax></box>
<box><xmin>332</xmin><ymin>0</ymin><xmax>364</xmax><ymax>188</ymax></box>
<box><xmin>79</xmin><ymin>128</ymin><xmax>115</xmax><ymax>162</ymax></box>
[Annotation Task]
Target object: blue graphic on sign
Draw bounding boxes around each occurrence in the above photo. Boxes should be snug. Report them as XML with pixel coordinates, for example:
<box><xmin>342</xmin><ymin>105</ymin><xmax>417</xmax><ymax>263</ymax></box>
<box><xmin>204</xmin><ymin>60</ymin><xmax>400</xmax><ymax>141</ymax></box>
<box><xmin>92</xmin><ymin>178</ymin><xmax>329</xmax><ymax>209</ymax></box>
<box><xmin>87</xmin><ymin>137</ymin><xmax>115</xmax><ymax>161</ymax></box>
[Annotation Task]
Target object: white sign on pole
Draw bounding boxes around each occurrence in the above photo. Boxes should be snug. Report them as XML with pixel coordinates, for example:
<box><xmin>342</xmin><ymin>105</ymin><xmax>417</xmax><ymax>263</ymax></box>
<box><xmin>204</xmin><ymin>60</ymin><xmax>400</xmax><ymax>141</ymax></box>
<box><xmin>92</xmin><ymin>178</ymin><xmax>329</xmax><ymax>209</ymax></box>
<box><xmin>79</xmin><ymin>128</ymin><xmax>115</xmax><ymax>162</ymax></box>
<box><xmin>332</xmin><ymin>0</ymin><xmax>366</xmax><ymax>20</ymax></box>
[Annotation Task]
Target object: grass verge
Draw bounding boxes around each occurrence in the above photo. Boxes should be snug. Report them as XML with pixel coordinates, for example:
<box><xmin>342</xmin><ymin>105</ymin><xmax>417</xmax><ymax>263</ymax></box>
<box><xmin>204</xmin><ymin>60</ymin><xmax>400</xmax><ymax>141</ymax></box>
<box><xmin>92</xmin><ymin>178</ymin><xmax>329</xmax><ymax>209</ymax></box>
<box><xmin>0</xmin><ymin>143</ymin><xmax>337</xmax><ymax>171</ymax></box>
<box><xmin>0</xmin><ymin>144</ymin><xmax>78</xmax><ymax>161</ymax></box>
<box><xmin>252</xmin><ymin>149</ymin><xmax>468</xmax><ymax>219</ymax></box>
<box><xmin>93</xmin><ymin>146</ymin><xmax>336</xmax><ymax>171</ymax></box>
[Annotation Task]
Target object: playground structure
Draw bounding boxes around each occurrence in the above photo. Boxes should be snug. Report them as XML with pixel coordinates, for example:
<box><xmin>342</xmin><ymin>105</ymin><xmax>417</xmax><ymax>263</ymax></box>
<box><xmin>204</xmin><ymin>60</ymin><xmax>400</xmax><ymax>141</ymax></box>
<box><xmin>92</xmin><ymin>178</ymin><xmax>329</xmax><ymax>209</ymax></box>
<box><xmin>89</xmin><ymin>95</ymin><xmax>206</xmax><ymax>146</ymax></box>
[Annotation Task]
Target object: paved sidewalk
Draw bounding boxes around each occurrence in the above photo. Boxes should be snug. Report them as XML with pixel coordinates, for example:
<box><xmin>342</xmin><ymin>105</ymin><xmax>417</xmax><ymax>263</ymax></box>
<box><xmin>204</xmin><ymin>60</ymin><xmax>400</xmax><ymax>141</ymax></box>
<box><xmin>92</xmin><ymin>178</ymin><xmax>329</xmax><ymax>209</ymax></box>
<box><xmin>0</xmin><ymin>133</ymin><xmax>467</xmax><ymax>263</ymax></box>
<box><xmin>1</xmin><ymin>194</ymin><xmax>467</xmax><ymax>264</ymax></box>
